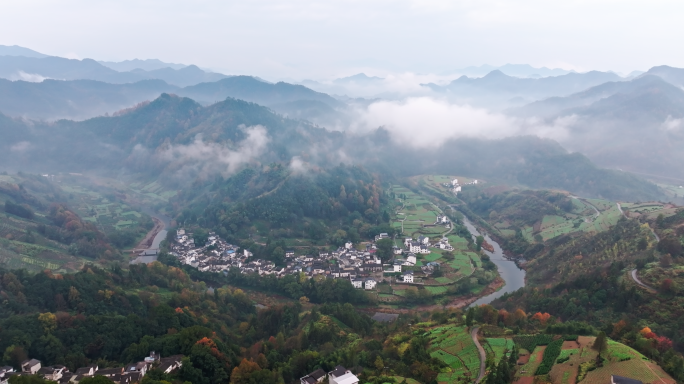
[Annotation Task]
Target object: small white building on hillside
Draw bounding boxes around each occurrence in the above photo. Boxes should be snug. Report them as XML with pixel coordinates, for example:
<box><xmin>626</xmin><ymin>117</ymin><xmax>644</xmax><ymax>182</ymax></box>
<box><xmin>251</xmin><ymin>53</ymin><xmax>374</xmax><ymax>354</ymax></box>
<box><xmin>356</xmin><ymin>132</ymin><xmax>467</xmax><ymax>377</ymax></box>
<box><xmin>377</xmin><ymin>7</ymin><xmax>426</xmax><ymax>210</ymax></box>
<box><xmin>329</xmin><ymin>366</ymin><xmax>359</xmax><ymax>384</ymax></box>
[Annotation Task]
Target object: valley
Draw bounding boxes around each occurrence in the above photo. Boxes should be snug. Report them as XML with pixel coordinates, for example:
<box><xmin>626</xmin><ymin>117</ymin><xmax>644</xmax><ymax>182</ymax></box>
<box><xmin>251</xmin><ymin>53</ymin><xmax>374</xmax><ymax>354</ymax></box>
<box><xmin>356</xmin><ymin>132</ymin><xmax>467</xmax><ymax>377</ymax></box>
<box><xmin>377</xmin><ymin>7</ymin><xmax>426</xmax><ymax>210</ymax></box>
<box><xmin>1</xmin><ymin>41</ymin><xmax>684</xmax><ymax>384</ymax></box>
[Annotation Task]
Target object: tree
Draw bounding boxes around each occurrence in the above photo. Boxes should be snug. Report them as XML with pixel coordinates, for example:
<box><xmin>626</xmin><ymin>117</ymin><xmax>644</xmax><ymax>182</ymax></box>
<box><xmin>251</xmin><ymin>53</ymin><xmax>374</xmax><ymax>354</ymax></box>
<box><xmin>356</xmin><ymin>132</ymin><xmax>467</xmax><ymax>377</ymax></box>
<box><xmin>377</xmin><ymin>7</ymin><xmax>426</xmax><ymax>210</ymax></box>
<box><xmin>374</xmin><ymin>355</ymin><xmax>385</xmax><ymax>371</ymax></box>
<box><xmin>375</xmin><ymin>238</ymin><xmax>394</xmax><ymax>263</ymax></box>
<box><xmin>38</xmin><ymin>312</ymin><xmax>57</xmax><ymax>334</ymax></box>
<box><xmin>466</xmin><ymin>307</ymin><xmax>474</xmax><ymax>327</ymax></box>
<box><xmin>476</xmin><ymin>236</ymin><xmax>484</xmax><ymax>251</ymax></box>
<box><xmin>592</xmin><ymin>331</ymin><xmax>608</xmax><ymax>366</ymax></box>
<box><xmin>230</xmin><ymin>358</ymin><xmax>262</xmax><ymax>384</ymax></box>
<box><xmin>660</xmin><ymin>254</ymin><xmax>673</xmax><ymax>268</ymax></box>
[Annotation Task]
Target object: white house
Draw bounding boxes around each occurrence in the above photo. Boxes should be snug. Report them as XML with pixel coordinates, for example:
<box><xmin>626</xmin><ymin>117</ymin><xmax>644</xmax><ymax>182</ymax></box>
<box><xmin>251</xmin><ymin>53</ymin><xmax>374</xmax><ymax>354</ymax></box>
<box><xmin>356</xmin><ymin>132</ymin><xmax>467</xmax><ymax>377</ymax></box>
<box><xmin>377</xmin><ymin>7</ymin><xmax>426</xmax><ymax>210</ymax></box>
<box><xmin>21</xmin><ymin>359</ymin><xmax>41</xmax><ymax>375</ymax></box>
<box><xmin>403</xmin><ymin>237</ymin><xmax>413</xmax><ymax>247</ymax></box>
<box><xmin>451</xmin><ymin>179</ymin><xmax>458</xmax><ymax>186</ymax></box>
<box><xmin>392</xmin><ymin>246</ymin><xmax>403</xmax><ymax>255</ymax></box>
<box><xmin>409</xmin><ymin>241</ymin><xmax>422</xmax><ymax>253</ymax></box>
<box><xmin>436</xmin><ymin>215</ymin><xmax>449</xmax><ymax>224</ymax></box>
<box><xmin>393</xmin><ymin>260</ymin><xmax>403</xmax><ymax>272</ymax></box>
<box><xmin>418</xmin><ymin>236</ymin><xmax>429</xmax><ymax>245</ymax></box>
<box><xmin>419</xmin><ymin>245</ymin><xmax>431</xmax><ymax>254</ymax></box>
<box><xmin>402</xmin><ymin>271</ymin><xmax>414</xmax><ymax>283</ymax></box>
<box><xmin>329</xmin><ymin>366</ymin><xmax>359</xmax><ymax>384</ymax></box>
<box><xmin>364</xmin><ymin>279</ymin><xmax>376</xmax><ymax>290</ymax></box>
<box><xmin>405</xmin><ymin>253</ymin><xmax>417</xmax><ymax>266</ymax></box>
<box><xmin>351</xmin><ymin>278</ymin><xmax>364</xmax><ymax>289</ymax></box>
<box><xmin>300</xmin><ymin>368</ymin><xmax>327</xmax><ymax>384</ymax></box>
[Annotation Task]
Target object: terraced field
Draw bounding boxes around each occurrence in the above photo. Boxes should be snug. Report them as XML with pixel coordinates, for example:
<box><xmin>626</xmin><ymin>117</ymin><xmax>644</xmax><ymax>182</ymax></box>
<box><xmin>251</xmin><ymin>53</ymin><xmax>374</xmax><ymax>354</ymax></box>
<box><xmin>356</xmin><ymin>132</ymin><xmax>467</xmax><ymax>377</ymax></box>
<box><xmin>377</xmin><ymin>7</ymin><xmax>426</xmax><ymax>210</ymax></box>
<box><xmin>428</xmin><ymin>325</ymin><xmax>481</xmax><ymax>383</ymax></box>
<box><xmin>391</xmin><ymin>185</ymin><xmax>447</xmax><ymax>238</ymax></box>
<box><xmin>486</xmin><ymin>338</ymin><xmax>515</xmax><ymax>363</ymax></box>
<box><xmin>519</xmin><ymin>198</ymin><xmax>622</xmax><ymax>243</ymax></box>
<box><xmin>535</xmin><ymin>336</ymin><xmax>677</xmax><ymax>384</ymax></box>
<box><xmin>60</xmin><ymin>184</ymin><xmax>152</xmax><ymax>237</ymax></box>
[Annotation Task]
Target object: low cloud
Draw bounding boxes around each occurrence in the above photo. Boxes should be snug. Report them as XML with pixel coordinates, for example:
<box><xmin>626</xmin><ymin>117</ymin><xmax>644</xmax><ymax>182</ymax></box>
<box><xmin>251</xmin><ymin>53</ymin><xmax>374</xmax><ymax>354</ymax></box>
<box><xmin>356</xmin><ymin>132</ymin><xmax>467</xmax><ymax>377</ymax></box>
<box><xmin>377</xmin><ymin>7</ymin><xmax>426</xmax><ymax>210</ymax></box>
<box><xmin>662</xmin><ymin>115</ymin><xmax>683</xmax><ymax>132</ymax></box>
<box><xmin>13</xmin><ymin>71</ymin><xmax>49</xmax><ymax>82</ymax></box>
<box><xmin>351</xmin><ymin>97</ymin><xmax>574</xmax><ymax>147</ymax></box>
<box><xmin>158</xmin><ymin>125</ymin><xmax>270</xmax><ymax>179</ymax></box>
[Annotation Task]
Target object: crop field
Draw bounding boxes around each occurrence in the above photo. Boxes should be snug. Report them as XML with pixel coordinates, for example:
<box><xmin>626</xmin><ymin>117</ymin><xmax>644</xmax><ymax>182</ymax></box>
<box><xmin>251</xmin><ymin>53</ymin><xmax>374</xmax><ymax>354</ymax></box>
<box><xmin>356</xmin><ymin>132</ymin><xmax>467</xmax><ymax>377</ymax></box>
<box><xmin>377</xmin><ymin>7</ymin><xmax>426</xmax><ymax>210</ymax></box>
<box><xmin>391</xmin><ymin>185</ymin><xmax>448</xmax><ymax>237</ymax></box>
<box><xmin>622</xmin><ymin>201</ymin><xmax>680</xmax><ymax>220</ymax></box>
<box><xmin>517</xmin><ymin>198</ymin><xmax>622</xmax><ymax>243</ymax></box>
<box><xmin>517</xmin><ymin>346</ymin><xmax>545</xmax><ymax>378</ymax></box>
<box><xmin>424</xmin><ymin>252</ymin><xmax>443</xmax><ymax>262</ymax></box>
<box><xmin>424</xmin><ymin>286</ymin><xmax>448</xmax><ymax>295</ymax></box>
<box><xmin>657</xmin><ymin>183</ymin><xmax>684</xmax><ymax>200</ymax></box>
<box><xmin>486</xmin><ymin>338</ymin><xmax>515</xmax><ymax>362</ymax></box>
<box><xmin>428</xmin><ymin>325</ymin><xmax>480</xmax><ymax>383</ymax></box>
<box><xmin>0</xmin><ymin>238</ymin><xmax>87</xmax><ymax>273</ymax></box>
<box><xmin>544</xmin><ymin>336</ymin><xmax>677</xmax><ymax>384</ymax></box>
<box><xmin>581</xmin><ymin>204</ymin><xmax>621</xmax><ymax>233</ymax></box>
<box><xmin>413</xmin><ymin>174</ymin><xmax>478</xmax><ymax>199</ymax></box>
<box><xmin>60</xmin><ymin>183</ymin><xmax>151</xmax><ymax>236</ymax></box>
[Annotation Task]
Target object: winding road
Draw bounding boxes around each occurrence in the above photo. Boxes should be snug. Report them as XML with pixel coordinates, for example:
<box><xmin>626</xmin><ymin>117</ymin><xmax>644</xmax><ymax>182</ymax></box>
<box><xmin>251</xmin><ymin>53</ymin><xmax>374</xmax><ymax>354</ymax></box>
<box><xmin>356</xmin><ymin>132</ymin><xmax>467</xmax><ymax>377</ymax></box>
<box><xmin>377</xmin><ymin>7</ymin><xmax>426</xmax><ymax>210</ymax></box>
<box><xmin>631</xmin><ymin>269</ymin><xmax>657</xmax><ymax>292</ymax></box>
<box><xmin>471</xmin><ymin>327</ymin><xmax>486</xmax><ymax>384</ymax></box>
<box><xmin>620</xmin><ymin>202</ymin><xmax>660</xmax><ymax>291</ymax></box>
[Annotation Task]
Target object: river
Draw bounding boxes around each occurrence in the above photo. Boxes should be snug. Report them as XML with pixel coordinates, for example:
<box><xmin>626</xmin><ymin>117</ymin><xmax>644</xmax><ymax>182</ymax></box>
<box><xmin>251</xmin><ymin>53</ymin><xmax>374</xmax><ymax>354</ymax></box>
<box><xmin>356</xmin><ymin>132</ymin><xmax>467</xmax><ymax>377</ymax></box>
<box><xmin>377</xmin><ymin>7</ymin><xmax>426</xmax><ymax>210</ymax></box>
<box><xmin>129</xmin><ymin>209</ymin><xmax>172</xmax><ymax>264</ymax></box>
<box><xmin>462</xmin><ymin>217</ymin><xmax>526</xmax><ymax>306</ymax></box>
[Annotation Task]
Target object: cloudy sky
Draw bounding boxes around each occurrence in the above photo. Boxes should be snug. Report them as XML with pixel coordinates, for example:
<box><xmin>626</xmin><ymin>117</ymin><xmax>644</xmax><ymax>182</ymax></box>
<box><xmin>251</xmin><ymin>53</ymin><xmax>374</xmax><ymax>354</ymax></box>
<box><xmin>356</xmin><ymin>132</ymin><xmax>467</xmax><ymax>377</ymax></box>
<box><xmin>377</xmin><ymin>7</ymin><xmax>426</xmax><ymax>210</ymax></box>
<box><xmin>2</xmin><ymin>0</ymin><xmax>683</xmax><ymax>80</ymax></box>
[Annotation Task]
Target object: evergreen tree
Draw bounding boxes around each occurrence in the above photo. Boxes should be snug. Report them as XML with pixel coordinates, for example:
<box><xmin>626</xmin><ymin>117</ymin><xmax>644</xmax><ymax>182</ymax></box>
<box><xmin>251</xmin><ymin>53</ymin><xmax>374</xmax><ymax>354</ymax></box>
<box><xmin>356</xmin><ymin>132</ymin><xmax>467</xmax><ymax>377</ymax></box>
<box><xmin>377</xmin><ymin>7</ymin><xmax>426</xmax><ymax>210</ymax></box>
<box><xmin>466</xmin><ymin>308</ymin><xmax>474</xmax><ymax>327</ymax></box>
<box><xmin>592</xmin><ymin>331</ymin><xmax>608</xmax><ymax>367</ymax></box>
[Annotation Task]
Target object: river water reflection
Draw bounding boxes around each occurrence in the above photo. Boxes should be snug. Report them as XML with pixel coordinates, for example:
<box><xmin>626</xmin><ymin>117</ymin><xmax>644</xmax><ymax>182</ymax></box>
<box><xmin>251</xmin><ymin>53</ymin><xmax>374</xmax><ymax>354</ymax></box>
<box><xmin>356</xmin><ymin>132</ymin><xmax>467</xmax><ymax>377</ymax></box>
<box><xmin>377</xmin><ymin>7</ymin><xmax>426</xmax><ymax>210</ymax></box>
<box><xmin>462</xmin><ymin>217</ymin><xmax>526</xmax><ymax>306</ymax></box>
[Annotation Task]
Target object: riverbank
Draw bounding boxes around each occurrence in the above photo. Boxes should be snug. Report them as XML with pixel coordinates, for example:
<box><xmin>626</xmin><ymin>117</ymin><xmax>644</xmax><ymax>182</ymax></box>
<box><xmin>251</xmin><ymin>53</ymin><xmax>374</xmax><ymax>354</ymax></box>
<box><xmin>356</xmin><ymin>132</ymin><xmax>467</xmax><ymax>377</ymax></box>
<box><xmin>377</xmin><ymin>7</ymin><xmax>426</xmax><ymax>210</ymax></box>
<box><xmin>462</xmin><ymin>217</ymin><xmax>526</xmax><ymax>307</ymax></box>
<box><xmin>130</xmin><ymin>216</ymin><xmax>164</xmax><ymax>253</ymax></box>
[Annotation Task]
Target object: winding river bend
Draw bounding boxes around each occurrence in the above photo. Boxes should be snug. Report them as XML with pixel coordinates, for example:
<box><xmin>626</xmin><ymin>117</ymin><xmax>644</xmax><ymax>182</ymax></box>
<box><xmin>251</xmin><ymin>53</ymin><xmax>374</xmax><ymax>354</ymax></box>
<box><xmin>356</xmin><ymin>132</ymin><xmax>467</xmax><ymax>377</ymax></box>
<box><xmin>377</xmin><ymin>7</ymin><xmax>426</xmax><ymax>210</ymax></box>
<box><xmin>462</xmin><ymin>217</ymin><xmax>526</xmax><ymax>306</ymax></box>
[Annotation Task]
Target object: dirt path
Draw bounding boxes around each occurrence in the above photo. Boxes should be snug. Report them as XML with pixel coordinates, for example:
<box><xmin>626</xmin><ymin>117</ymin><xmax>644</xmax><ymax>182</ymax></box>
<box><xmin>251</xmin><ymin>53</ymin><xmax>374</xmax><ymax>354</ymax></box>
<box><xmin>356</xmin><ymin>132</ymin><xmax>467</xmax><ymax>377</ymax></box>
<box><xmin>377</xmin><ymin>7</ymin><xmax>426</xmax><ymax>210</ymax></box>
<box><xmin>471</xmin><ymin>326</ymin><xmax>486</xmax><ymax>384</ymax></box>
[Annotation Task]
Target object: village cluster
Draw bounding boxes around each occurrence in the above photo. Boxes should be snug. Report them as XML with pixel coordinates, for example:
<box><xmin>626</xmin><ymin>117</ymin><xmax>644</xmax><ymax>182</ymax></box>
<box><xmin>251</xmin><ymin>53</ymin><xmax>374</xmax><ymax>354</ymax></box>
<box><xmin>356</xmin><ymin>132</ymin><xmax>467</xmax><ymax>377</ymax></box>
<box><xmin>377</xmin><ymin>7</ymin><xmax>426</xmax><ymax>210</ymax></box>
<box><xmin>168</xmin><ymin>215</ymin><xmax>457</xmax><ymax>290</ymax></box>
<box><xmin>441</xmin><ymin>178</ymin><xmax>478</xmax><ymax>195</ymax></box>
<box><xmin>0</xmin><ymin>352</ymin><xmax>182</xmax><ymax>384</ymax></box>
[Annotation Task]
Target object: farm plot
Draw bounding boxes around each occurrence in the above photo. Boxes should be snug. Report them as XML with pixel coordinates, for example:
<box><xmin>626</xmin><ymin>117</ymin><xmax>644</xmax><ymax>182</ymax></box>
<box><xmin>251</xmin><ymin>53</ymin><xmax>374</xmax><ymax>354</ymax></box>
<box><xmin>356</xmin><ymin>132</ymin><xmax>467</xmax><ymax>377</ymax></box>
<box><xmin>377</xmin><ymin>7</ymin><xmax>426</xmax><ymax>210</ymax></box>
<box><xmin>428</xmin><ymin>325</ymin><xmax>481</xmax><ymax>383</ymax></box>
<box><xmin>486</xmin><ymin>338</ymin><xmax>515</xmax><ymax>363</ymax></box>
<box><xmin>424</xmin><ymin>286</ymin><xmax>448</xmax><ymax>295</ymax></box>
<box><xmin>516</xmin><ymin>346</ymin><xmax>545</xmax><ymax>378</ymax></box>
<box><xmin>392</xmin><ymin>185</ymin><xmax>448</xmax><ymax>237</ymax></box>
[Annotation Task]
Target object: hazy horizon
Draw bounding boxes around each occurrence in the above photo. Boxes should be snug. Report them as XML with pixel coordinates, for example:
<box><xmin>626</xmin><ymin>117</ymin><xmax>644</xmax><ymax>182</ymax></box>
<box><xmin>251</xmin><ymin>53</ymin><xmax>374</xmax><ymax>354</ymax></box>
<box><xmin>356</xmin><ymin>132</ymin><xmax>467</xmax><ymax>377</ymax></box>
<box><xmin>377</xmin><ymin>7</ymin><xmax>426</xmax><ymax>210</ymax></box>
<box><xmin>3</xmin><ymin>1</ymin><xmax>684</xmax><ymax>80</ymax></box>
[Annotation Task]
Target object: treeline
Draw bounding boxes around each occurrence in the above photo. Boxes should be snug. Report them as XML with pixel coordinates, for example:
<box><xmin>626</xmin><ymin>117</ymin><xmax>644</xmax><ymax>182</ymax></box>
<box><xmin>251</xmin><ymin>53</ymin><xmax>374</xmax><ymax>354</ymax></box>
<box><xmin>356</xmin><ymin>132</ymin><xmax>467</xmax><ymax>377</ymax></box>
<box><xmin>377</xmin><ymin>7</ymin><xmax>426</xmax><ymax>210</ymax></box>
<box><xmin>171</xmin><ymin>164</ymin><xmax>395</xmax><ymax>247</ymax></box>
<box><xmin>34</xmin><ymin>204</ymin><xmax>117</xmax><ymax>259</ymax></box>
<box><xmin>0</xmin><ymin>260</ymin><xmax>387</xmax><ymax>384</ymax></box>
<box><xmin>4</xmin><ymin>201</ymin><xmax>34</xmax><ymax>219</ymax></box>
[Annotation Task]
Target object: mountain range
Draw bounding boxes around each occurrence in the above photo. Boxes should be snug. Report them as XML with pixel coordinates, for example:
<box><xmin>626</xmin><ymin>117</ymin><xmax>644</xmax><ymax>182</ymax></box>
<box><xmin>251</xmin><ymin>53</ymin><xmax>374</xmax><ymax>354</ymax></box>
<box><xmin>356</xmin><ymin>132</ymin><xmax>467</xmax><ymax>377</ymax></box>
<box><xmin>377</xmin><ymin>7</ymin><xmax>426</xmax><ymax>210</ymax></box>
<box><xmin>0</xmin><ymin>75</ymin><xmax>344</xmax><ymax>121</ymax></box>
<box><xmin>442</xmin><ymin>63</ymin><xmax>574</xmax><ymax>78</ymax></box>
<box><xmin>423</xmin><ymin>70</ymin><xmax>624</xmax><ymax>109</ymax></box>
<box><xmin>0</xmin><ymin>92</ymin><xmax>664</xmax><ymax>201</ymax></box>
<box><xmin>508</xmin><ymin>69</ymin><xmax>684</xmax><ymax>180</ymax></box>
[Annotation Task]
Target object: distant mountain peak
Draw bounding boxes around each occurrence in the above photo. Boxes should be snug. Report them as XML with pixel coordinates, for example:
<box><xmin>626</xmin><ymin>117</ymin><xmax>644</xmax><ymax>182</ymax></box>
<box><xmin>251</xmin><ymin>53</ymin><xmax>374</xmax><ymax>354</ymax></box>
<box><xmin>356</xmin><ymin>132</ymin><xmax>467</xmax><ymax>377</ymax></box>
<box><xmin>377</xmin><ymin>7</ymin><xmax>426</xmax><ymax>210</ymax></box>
<box><xmin>98</xmin><ymin>58</ymin><xmax>187</xmax><ymax>72</ymax></box>
<box><xmin>333</xmin><ymin>73</ymin><xmax>384</xmax><ymax>84</ymax></box>
<box><xmin>483</xmin><ymin>69</ymin><xmax>510</xmax><ymax>78</ymax></box>
<box><xmin>0</xmin><ymin>45</ymin><xmax>49</xmax><ymax>59</ymax></box>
